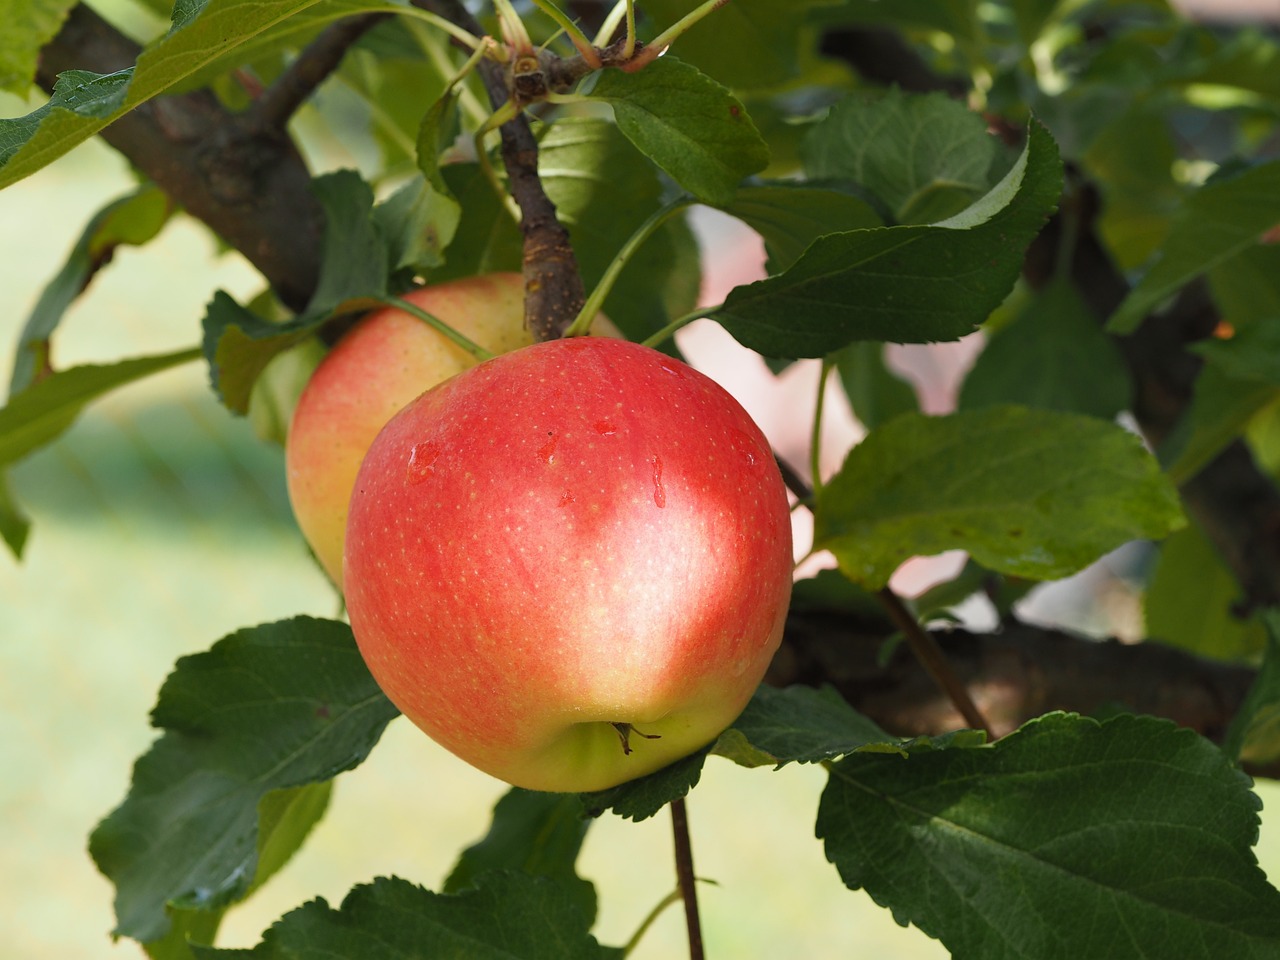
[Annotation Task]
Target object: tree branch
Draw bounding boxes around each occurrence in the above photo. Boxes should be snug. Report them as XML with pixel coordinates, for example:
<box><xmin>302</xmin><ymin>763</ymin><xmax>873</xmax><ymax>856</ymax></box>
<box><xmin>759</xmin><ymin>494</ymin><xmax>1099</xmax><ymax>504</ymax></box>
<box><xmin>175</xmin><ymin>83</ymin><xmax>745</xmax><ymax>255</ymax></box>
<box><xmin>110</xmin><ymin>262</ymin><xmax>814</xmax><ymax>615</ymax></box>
<box><xmin>37</xmin><ymin>4</ymin><xmax>323</xmax><ymax>312</ymax></box>
<box><xmin>413</xmin><ymin>0</ymin><xmax>586</xmax><ymax>341</ymax></box>
<box><xmin>770</xmin><ymin>607</ymin><xmax>1268</xmax><ymax>770</ymax></box>
<box><xmin>244</xmin><ymin>13</ymin><xmax>391</xmax><ymax>133</ymax></box>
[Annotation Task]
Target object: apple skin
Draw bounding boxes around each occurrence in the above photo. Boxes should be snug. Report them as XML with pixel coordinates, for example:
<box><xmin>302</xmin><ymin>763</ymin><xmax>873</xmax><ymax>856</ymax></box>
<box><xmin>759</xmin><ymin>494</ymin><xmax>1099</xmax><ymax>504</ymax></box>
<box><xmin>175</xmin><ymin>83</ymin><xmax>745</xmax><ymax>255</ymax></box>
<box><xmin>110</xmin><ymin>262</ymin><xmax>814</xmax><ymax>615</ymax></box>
<box><xmin>343</xmin><ymin>336</ymin><xmax>794</xmax><ymax>793</ymax></box>
<box><xmin>286</xmin><ymin>274</ymin><xmax>612</xmax><ymax>584</ymax></box>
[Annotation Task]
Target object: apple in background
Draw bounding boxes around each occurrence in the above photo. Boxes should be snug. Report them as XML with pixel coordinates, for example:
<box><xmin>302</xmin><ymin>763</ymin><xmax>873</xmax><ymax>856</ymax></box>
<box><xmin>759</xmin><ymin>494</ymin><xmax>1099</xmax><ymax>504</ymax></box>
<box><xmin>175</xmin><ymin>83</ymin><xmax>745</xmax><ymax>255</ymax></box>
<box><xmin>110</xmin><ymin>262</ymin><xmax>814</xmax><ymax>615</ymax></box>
<box><xmin>343</xmin><ymin>336</ymin><xmax>794</xmax><ymax>792</ymax></box>
<box><xmin>285</xmin><ymin>273</ymin><xmax>614</xmax><ymax>584</ymax></box>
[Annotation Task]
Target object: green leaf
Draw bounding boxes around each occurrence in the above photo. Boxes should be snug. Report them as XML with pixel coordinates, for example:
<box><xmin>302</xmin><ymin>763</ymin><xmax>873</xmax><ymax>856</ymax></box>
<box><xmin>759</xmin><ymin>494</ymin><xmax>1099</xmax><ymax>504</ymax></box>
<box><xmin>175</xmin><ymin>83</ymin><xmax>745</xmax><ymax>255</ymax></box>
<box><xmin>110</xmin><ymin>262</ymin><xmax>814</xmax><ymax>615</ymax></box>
<box><xmin>204</xmin><ymin>170</ymin><xmax>390</xmax><ymax>413</ymax></box>
<box><xmin>194</xmin><ymin>873</ymin><xmax>608</xmax><ymax>960</ymax></box>
<box><xmin>1145</xmin><ymin>521</ymin><xmax>1265</xmax><ymax>661</ymax></box>
<box><xmin>710</xmin><ymin>120</ymin><xmax>1062</xmax><ymax>357</ymax></box>
<box><xmin>304</xmin><ymin>169</ymin><xmax>390</xmax><ymax>315</ymax></box>
<box><xmin>144</xmin><ymin>905</ymin><xmax>224</xmax><ymax>960</ymax></box>
<box><xmin>0</xmin><ymin>0</ymin><xmax>399</xmax><ymax>188</ymax></box>
<box><xmin>814</xmin><ymin>0</ymin><xmax>981</xmax><ymax>45</ymax></box>
<box><xmin>578</xmin><ymin>747</ymin><xmax>710</xmax><ymax>823</ymax></box>
<box><xmin>713</xmin><ymin>685</ymin><xmax>985</xmax><ymax>769</ymax></box>
<box><xmin>89</xmin><ymin>617</ymin><xmax>399</xmax><ymax>944</ymax></box>
<box><xmin>587</xmin><ymin>56</ymin><xmax>769</xmax><ymax>206</ymax></box>
<box><xmin>722</xmin><ymin>182</ymin><xmax>882</xmax><ymax>274</ymax></box>
<box><xmin>817</xmin><ymin>712</ymin><xmax>1280</xmax><ymax>958</ymax></box>
<box><xmin>959</xmin><ymin>278</ymin><xmax>1132</xmax><ymax>419</ymax></box>
<box><xmin>1161</xmin><ymin>361</ymin><xmax>1280</xmax><ymax>486</ymax></box>
<box><xmin>0</xmin><ymin>0</ymin><xmax>78</xmax><ymax>95</ymax></box>
<box><xmin>0</xmin><ymin>348</ymin><xmax>201</xmax><ymax>467</ymax></box>
<box><xmin>1193</xmin><ymin>320</ymin><xmax>1280</xmax><ymax>384</ymax></box>
<box><xmin>0</xmin><ymin>470</ymin><xmax>31</xmax><ymax>559</ymax></box>
<box><xmin>538</xmin><ymin>119</ymin><xmax>700</xmax><ymax>340</ymax></box>
<box><xmin>1108</xmin><ymin>160</ymin><xmax>1280</xmax><ymax>333</ymax></box>
<box><xmin>815</xmin><ymin>405</ymin><xmax>1186</xmax><ymax>589</ymax></box>
<box><xmin>802</xmin><ymin>89</ymin><xmax>997</xmax><ymax>224</ymax></box>
<box><xmin>637</xmin><ymin>0</ymin><xmax>836</xmax><ymax>90</ymax></box>
<box><xmin>445</xmin><ymin>788</ymin><xmax>595</xmax><ymax>925</ymax></box>
<box><xmin>1225</xmin><ymin>612</ymin><xmax>1280</xmax><ymax>765</ymax></box>
<box><xmin>833</xmin><ymin>342</ymin><xmax>919</xmax><ymax>430</ymax></box>
<box><xmin>9</xmin><ymin>184</ymin><xmax>173</xmax><ymax>394</ymax></box>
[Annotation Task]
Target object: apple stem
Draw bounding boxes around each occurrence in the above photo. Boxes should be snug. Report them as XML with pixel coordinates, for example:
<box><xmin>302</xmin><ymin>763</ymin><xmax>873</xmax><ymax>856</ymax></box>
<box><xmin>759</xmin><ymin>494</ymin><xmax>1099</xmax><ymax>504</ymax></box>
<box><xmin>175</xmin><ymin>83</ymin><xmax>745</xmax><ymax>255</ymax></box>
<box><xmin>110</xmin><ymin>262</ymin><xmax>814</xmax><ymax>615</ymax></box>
<box><xmin>877</xmin><ymin>587</ymin><xmax>996</xmax><ymax>739</ymax></box>
<box><xmin>670</xmin><ymin>797</ymin><xmax>706</xmax><ymax>960</ymax></box>
<box><xmin>375</xmin><ymin>296</ymin><xmax>496</xmax><ymax>362</ymax></box>
<box><xmin>565</xmin><ymin>196</ymin><xmax>696</xmax><ymax>339</ymax></box>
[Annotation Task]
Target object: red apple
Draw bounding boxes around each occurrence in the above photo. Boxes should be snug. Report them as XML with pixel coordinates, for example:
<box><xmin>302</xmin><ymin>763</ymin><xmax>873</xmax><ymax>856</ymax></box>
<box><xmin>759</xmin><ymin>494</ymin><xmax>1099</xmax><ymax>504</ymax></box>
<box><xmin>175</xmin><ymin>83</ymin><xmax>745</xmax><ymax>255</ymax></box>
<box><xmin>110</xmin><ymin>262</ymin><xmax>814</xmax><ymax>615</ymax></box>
<box><xmin>343</xmin><ymin>336</ymin><xmax>794</xmax><ymax>792</ymax></box>
<box><xmin>285</xmin><ymin>274</ymin><xmax>613</xmax><ymax>584</ymax></box>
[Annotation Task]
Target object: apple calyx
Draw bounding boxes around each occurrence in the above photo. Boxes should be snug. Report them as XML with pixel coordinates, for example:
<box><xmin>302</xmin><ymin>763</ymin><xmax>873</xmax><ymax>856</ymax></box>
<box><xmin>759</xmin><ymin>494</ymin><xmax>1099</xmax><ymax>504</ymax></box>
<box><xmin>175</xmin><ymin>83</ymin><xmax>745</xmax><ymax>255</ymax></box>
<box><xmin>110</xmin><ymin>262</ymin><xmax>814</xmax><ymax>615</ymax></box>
<box><xmin>612</xmin><ymin>722</ymin><xmax>663</xmax><ymax>756</ymax></box>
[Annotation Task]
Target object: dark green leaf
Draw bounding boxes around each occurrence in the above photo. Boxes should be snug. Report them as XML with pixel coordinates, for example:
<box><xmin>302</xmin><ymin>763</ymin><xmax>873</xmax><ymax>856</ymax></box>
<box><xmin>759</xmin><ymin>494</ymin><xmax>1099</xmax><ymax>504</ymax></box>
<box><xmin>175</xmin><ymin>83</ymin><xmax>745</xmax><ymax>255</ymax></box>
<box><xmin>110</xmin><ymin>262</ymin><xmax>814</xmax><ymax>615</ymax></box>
<box><xmin>713</xmin><ymin>685</ymin><xmax>984</xmax><ymax>769</ymax></box>
<box><xmin>803</xmin><ymin>89</ymin><xmax>997</xmax><ymax>224</ymax></box>
<box><xmin>1011</xmin><ymin>0</ymin><xmax>1063</xmax><ymax>47</ymax></box>
<box><xmin>710</xmin><ymin>120</ymin><xmax>1062</xmax><ymax>357</ymax></box>
<box><xmin>194</xmin><ymin>873</ymin><xmax>607</xmax><ymax>960</ymax></box>
<box><xmin>833</xmin><ymin>342</ymin><xmax>919</xmax><ymax>430</ymax></box>
<box><xmin>1226</xmin><ymin>612</ymin><xmax>1280</xmax><ymax>765</ymax></box>
<box><xmin>0</xmin><ymin>0</ymin><xmax>79</xmax><ymax>94</ymax></box>
<box><xmin>722</xmin><ymin>182</ymin><xmax>882</xmax><ymax>274</ymax></box>
<box><xmin>587</xmin><ymin>56</ymin><xmax>769</xmax><ymax>206</ymax></box>
<box><xmin>818</xmin><ymin>712</ymin><xmax>1280</xmax><ymax>959</ymax></box>
<box><xmin>637</xmin><ymin>0</ymin><xmax>833</xmax><ymax>90</ymax></box>
<box><xmin>959</xmin><ymin>278</ymin><xmax>1132</xmax><ymax>419</ymax></box>
<box><xmin>204</xmin><ymin>170</ymin><xmax>390</xmax><ymax>413</ymax></box>
<box><xmin>1161</xmin><ymin>362</ymin><xmax>1280</xmax><ymax>486</ymax></box>
<box><xmin>0</xmin><ymin>348</ymin><xmax>201</xmax><ymax>467</ymax></box>
<box><xmin>579</xmin><ymin>747</ymin><xmax>710</xmax><ymax>822</ymax></box>
<box><xmin>9</xmin><ymin>184</ymin><xmax>173</xmax><ymax>394</ymax></box>
<box><xmin>304</xmin><ymin>170</ymin><xmax>389</xmax><ymax>315</ymax></box>
<box><xmin>1193</xmin><ymin>320</ymin><xmax>1280</xmax><ymax>385</ymax></box>
<box><xmin>814</xmin><ymin>0</ymin><xmax>980</xmax><ymax>46</ymax></box>
<box><xmin>445</xmin><ymin>788</ymin><xmax>595</xmax><ymax>925</ymax></box>
<box><xmin>1109</xmin><ymin>160</ymin><xmax>1280</xmax><ymax>333</ymax></box>
<box><xmin>89</xmin><ymin>617</ymin><xmax>399</xmax><ymax>943</ymax></box>
<box><xmin>201</xmin><ymin>293</ymin><xmax>327</xmax><ymax>416</ymax></box>
<box><xmin>815</xmin><ymin>405</ymin><xmax>1185</xmax><ymax>588</ymax></box>
<box><xmin>1145</xmin><ymin>521</ymin><xmax>1265</xmax><ymax>661</ymax></box>
<box><xmin>0</xmin><ymin>470</ymin><xmax>30</xmax><ymax>558</ymax></box>
<box><xmin>1209</xmin><ymin>243</ymin><xmax>1280</xmax><ymax>327</ymax></box>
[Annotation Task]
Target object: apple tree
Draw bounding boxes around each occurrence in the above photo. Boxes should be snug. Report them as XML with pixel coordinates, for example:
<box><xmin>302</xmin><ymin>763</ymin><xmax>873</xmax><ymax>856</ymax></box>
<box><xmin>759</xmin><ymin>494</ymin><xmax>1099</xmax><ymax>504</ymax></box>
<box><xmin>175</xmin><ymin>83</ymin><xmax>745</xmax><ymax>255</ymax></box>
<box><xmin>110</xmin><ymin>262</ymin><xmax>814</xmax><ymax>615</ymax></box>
<box><xmin>5</xmin><ymin>0</ymin><xmax>1280</xmax><ymax>956</ymax></box>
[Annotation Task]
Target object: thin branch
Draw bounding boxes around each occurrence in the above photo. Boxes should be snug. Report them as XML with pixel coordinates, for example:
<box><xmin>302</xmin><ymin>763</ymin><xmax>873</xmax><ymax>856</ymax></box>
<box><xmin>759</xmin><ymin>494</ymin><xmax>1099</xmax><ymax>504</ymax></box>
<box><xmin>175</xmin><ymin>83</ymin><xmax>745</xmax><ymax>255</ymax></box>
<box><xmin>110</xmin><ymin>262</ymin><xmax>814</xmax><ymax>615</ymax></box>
<box><xmin>245</xmin><ymin>13</ymin><xmax>391</xmax><ymax>132</ymax></box>
<box><xmin>37</xmin><ymin>5</ymin><xmax>322</xmax><ymax>311</ymax></box>
<box><xmin>877</xmin><ymin>588</ymin><xmax>995</xmax><ymax>738</ymax></box>
<box><xmin>670</xmin><ymin>798</ymin><xmax>705</xmax><ymax>960</ymax></box>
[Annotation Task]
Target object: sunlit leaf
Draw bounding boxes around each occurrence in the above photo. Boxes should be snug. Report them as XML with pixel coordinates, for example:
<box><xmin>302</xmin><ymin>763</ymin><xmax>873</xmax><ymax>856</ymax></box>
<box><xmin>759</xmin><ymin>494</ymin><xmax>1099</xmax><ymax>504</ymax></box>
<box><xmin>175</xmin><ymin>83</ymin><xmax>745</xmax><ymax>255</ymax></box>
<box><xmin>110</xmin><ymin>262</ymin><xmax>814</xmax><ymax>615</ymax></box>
<box><xmin>816</xmin><ymin>406</ymin><xmax>1185</xmax><ymax>588</ymax></box>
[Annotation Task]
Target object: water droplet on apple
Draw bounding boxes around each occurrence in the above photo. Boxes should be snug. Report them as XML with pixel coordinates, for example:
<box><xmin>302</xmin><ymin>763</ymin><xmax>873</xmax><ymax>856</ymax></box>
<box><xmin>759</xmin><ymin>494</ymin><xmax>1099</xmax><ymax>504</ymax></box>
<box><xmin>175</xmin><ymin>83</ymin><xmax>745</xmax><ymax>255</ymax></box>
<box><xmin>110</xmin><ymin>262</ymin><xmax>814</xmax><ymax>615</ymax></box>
<box><xmin>650</xmin><ymin>455</ymin><xmax>666</xmax><ymax>508</ymax></box>
<box><xmin>594</xmin><ymin>419</ymin><xmax>617</xmax><ymax>436</ymax></box>
<box><xmin>659</xmin><ymin>362</ymin><xmax>685</xmax><ymax>379</ymax></box>
<box><xmin>539</xmin><ymin>432</ymin><xmax>559</xmax><ymax>464</ymax></box>
<box><xmin>406</xmin><ymin>441</ymin><xmax>440</xmax><ymax>484</ymax></box>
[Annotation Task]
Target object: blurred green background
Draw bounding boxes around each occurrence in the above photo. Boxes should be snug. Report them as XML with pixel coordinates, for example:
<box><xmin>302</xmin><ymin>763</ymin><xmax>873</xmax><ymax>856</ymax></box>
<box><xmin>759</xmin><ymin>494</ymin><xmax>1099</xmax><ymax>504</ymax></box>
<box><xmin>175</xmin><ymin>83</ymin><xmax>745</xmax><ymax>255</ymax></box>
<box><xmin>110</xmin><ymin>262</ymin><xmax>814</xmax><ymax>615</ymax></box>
<box><xmin>4</xmin><ymin>73</ymin><xmax>1280</xmax><ymax>960</ymax></box>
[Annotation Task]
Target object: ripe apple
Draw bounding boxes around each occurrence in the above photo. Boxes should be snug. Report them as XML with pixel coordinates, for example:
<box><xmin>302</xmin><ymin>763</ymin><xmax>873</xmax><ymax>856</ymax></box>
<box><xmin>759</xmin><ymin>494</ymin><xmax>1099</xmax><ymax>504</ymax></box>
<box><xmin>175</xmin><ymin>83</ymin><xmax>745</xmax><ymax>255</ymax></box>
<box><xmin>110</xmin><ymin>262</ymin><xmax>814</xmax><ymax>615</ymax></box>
<box><xmin>285</xmin><ymin>273</ymin><xmax>613</xmax><ymax>584</ymax></box>
<box><xmin>343</xmin><ymin>336</ymin><xmax>794</xmax><ymax>792</ymax></box>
